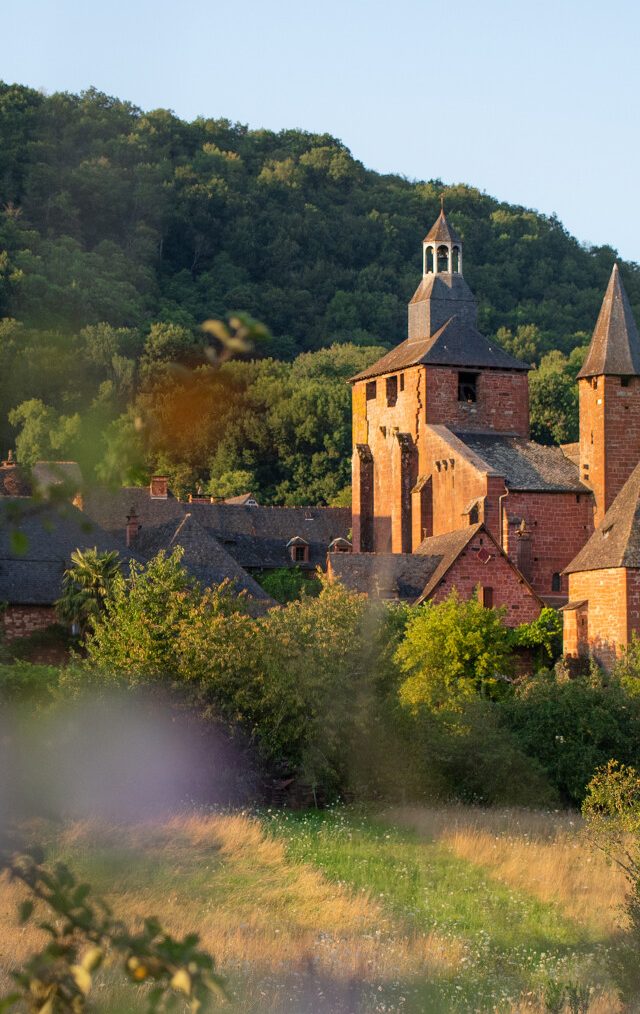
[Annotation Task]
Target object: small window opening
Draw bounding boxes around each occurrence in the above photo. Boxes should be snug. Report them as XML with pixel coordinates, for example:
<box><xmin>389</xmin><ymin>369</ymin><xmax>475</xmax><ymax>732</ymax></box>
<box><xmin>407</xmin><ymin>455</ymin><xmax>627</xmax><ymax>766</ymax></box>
<box><xmin>458</xmin><ymin>371</ymin><xmax>478</xmax><ymax>403</ymax></box>
<box><xmin>451</xmin><ymin>245</ymin><xmax>460</xmax><ymax>272</ymax></box>
<box><xmin>294</xmin><ymin>546</ymin><xmax>306</xmax><ymax>562</ymax></box>
<box><xmin>437</xmin><ymin>244</ymin><xmax>449</xmax><ymax>273</ymax></box>
<box><xmin>551</xmin><ymin>572</ymin><xmax>561</xmax><ymax>593</ymax></box>
<box><xmin>469</xmin><ymin>504</ymin><xmax>479</xmax><ymax>525</ymax></box>
<box><xmin>425</xmin><ymin>245</ymin><xmax>434</xmax><ymax>273</ymax></box>
<box><xmin>590</xmin><ymin>430</ymin><xmax>594</xmax><ymax>444</ymax></box>
<box><xmin>399</xmin><ymin>373</ymin><xmax>405</xmax><ymax>392</ymax></box>
<box><xmin>386</xmin><ymin>375</ymin><xmax>398</xmax><ymax>407</ymax></box>
<box><xmin>366</xmin><ymin>380</ymin><xmax>376</xmax><ymax>401</ymax></box>
<box><xmin>622</xmin><ymin>376</ymin><xmax>631</xmax><ymax>387</ymax></box>
<box><xmin>591</xmin><ymin>377</ymin><xmax>598</xmax><ymax>390</ymax></box>
<box><xmin>479</xmin><ymin>586</ymin><xmax>494</xmax><ymax>608</ymax></box>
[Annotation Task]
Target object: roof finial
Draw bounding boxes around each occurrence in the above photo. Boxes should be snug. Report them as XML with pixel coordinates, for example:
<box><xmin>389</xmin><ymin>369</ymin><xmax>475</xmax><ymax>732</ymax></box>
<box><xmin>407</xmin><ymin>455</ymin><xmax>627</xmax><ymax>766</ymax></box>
<box><xmin>440</xmin><ymin>193</ymin><xmax>445</xmax><ymax>213</ymax></box>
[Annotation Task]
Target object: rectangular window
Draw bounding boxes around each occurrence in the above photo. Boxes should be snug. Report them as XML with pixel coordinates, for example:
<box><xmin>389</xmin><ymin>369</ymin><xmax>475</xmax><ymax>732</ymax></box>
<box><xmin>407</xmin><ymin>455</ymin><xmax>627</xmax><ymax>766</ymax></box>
<box><xmin>386</xmin><ymin>375</ymin><xmax>398</xmax><ymax>407</ymax></box>
<box><xmin>366</xmin><ymin>380</ymin><xmax>377</xmax><ymax>401</ymax></box>
<box><xmin>294</xmin><ymin>546</ymin><xmax>306</xmax><ymax>562</ymax></box>
<box><xmin>458</xmin><ymin>372</ymin><xmax>478</xmax><ymax>403</ymax></box>
<box><xmin>479</xmin><ymin>586</ymin><xmax>494</xmax><ymax>608</ymax></box>
<box><xmin>400</xmin><ymin>373</ymin><xmax>405</xmax><ymax>391</ymax></box>
<box><xmin>622</xmin><ymin>376</ymin><xmax>631</xmax><ymax>387</ymax></box>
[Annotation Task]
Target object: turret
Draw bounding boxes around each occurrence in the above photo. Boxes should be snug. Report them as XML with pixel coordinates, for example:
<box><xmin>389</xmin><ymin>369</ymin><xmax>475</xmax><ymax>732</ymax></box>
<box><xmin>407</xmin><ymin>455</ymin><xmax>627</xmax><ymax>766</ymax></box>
<box><xmin>578</xmin><ymin>264</ymin><xmax>640</xmax><ymax>525</ymax></box>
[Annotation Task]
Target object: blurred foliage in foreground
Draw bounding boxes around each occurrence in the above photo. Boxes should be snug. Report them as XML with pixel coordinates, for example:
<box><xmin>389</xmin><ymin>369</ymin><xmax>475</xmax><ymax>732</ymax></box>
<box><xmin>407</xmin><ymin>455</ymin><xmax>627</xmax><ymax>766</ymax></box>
<box><xmin>0</xmin><ymin>846</ymin><xmax>225</xmax><ymax>1013</ymax></box>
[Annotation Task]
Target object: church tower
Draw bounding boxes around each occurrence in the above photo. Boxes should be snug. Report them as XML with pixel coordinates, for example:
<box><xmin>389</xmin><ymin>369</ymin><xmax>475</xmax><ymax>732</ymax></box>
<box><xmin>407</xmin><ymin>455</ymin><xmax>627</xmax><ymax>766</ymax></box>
<box><xmin>578</xmin><ymin>264</ymin><xmax>640</xmax><ymax>526</ymax></box>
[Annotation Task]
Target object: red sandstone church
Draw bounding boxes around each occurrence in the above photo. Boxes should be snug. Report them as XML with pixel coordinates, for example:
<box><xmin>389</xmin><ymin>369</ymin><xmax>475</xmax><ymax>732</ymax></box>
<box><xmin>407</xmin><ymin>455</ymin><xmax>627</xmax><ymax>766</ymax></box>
<box><xmin>339</xmin><ymin>206</ymin><xmax>640</xmax><ymax>663</ymax></box>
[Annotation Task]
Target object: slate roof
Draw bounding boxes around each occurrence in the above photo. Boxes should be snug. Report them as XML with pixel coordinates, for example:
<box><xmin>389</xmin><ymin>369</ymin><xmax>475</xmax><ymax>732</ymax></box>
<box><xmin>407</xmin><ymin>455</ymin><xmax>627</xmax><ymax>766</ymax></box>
<box><xmin>133</xmin><ymin>512</ymin><xmax>272</xmax><ymax>601</ymax></box>
<box><xmin>351</xmin><ymin>315</ymin><xmax>528</xmax><ymax>382</ymax></box>
<box><xmin>577</xmin><ymin>265</ymin><xmax>640</xmax><ymax>379</ymax></box>
<box><xmin>328</xmin><ymin>552</ymin><xmax>443</xmax><ymax>602</ymax></box>
<box><xmin>564</xmin><ymin>462</ymin><xmax>640</xmax><ymax>574</ymax></box>
<box><xmin>0</xmin><ymin>498</ymin><xmax>126</xmax><ymax>605</ymax></box>
<box><xmin>454</xmin><ymin>432</ymin><xmax>589</xmax><ymax>493</ymax></box>
<box><xmin>82</xmin><ymin>488</ymin><xmax>351</xmax><ymax>573</ymax></box>
<box><xmin>329</xmin><ymin>525</ymin><xmax>483</xmax><ymax>603</ymax></box>
<box><xmin>190</xmin><ymin>503</ymin><xmax>352</xmax><ymax>570</ymax></box>
<box><xmin>423</xmin><ymin>209</ymin><xmax>462</xmax><ymax>246</ymax></box>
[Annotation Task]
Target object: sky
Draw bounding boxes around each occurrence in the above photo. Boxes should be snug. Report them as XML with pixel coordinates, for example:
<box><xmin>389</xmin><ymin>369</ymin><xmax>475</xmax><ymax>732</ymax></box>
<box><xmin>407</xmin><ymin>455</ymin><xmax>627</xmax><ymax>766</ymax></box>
<box><xmin>3</xmin><ymin>0</ymin><xmax>639</xmax><ymax>261</ymax></box>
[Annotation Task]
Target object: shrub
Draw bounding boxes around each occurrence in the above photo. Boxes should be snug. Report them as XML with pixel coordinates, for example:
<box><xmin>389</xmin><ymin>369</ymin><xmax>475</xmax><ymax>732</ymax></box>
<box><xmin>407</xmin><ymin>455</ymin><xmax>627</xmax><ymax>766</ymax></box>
<box><xmin>396</xmin><ymin>591</ymin><xmax>513</xmax><ymax>712</ymax></box>
<box><xmin>501</xmin><ymin>670</ymin><xmax>640</xmax><ymax>803</ymax></box>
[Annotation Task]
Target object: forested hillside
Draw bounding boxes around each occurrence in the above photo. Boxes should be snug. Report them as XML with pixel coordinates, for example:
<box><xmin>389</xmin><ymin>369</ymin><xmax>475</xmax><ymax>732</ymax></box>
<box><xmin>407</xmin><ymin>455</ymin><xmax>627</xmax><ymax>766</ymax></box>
<box><xmin>2</xmin><ymin>82</ymin><xmax>638</xmax><ymax>500</ymax></box>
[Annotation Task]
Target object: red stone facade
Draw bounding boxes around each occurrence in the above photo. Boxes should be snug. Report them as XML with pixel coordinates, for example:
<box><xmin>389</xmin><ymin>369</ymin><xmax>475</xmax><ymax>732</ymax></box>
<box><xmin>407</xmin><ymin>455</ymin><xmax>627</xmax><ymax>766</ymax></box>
<box><xmin>2</xmin><ymin>605</ymin><xmax>57</xmax><ymax>640</ymax></box>
<box><xmin>579</xmin><ymin>375</ymin><xmax>640</xmax><ymax>526</ymax></box>
<box><xmin>430</xmin><ymin>528</ymin><xmax>541</xmax><ymax>625</ymax></box>
<box><xmin>564</xmin><ymin>568</ymin><xmax>635</xmax><ymax>669</ymax></box>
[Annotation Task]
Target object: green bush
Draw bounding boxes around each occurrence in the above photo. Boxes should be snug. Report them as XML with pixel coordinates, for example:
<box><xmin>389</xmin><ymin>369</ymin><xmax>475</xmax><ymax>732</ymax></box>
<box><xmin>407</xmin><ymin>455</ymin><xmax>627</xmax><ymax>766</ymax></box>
<box><xmin>500</xmin><ymin>669</ymin><xmax>640</xmax><ymax>804</ymax></box>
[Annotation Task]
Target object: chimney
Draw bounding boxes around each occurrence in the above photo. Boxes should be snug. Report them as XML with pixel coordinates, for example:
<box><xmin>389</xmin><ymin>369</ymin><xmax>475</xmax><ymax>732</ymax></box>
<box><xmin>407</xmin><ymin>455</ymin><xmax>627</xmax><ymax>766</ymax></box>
<box><xmin>126</xmin><ymin>509</ymin><xmax>140</xmax><ymax>547</ymax></box>
<box><xmin>150</xmin><ymin>475</ymin><xmax>168</xmax><ymax>499</ymax></box>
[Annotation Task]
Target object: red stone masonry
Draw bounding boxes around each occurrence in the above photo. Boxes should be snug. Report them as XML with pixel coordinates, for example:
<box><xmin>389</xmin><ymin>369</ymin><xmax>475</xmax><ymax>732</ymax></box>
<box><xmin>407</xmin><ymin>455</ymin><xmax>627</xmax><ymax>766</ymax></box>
<box><xmin>425</xmin><ymin>367</ymin><xmax>530</xmax><ymax>437</ymax></box>
<box><xmin>579</xmin><ymin>375</ymin><xmax>640</xmax><ymax>526</ymax></box>
<box><xmin>429</xmin><ymin>528</ymin><xmax>541</xmax><ymax>626</ymax></box>
<box><xmin>2</xmin><ymin>605</ymin><xmax>57</xmax><ymax>640</ymax></box>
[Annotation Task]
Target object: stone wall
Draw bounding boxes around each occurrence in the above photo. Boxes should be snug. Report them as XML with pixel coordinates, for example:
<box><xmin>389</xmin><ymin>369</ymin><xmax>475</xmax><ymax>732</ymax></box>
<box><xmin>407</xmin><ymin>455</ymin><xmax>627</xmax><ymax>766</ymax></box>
<box><xmin>425</xmin><ymin>367</ymin><xmax>530</xmax><ymax>437</ymax></box>
<box><xmin>564</xmin><ymin>567</ymin><xmax>628</xmax><ymax>669</ymax></box>
<box><xmin>429</xmin><ymin>528</ymin><xmax>541</xmax><ymax>626</ymax></box>
<box><xmin>504</xmin><ymin>491</ymin><xmax>594</xmax><ymax>599</ymax></box>
<box><xmin>3</xmin><ymin>605</ymin><xmax>57</xmax><ymax>640</ymax></box>
<box><xmin>579</xmin><ymin>375</ymin><xmax>640</xmax><ymax>526</ymax></box>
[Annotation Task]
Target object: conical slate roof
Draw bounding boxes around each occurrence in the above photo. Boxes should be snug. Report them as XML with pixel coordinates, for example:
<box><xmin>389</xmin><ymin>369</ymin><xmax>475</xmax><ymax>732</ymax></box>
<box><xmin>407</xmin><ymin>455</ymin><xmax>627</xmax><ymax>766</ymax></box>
<box><xmin>564</xmin><ymin>462</ymin><xmax>640</xmax><ymax>573</ymax></box>
<box><xmin>577</xmin><ymin>265</ymin><xmax>640</xmax><ymax>379</ymax></box>
<box><xmin>423</xmin><ymin>209</ymin><xmax>462</xmax><ymax>246</ymax></box>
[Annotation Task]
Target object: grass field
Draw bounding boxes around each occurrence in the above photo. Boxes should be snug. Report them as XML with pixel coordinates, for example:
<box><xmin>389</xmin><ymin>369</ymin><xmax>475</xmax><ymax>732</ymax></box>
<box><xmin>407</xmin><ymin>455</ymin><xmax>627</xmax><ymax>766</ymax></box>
<box><xmin>0</xmin><ymin>807</ymin><xmax>627</xmax><ymax>1012</ymax></box>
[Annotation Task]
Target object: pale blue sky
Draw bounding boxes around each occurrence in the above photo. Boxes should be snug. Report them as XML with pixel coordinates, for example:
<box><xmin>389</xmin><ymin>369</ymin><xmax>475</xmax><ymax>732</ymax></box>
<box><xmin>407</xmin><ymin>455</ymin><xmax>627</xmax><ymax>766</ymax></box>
<box><xmin>4</xmin><ymin>0</ymin><xmax>639</xmax><ymax>260</ymax></box>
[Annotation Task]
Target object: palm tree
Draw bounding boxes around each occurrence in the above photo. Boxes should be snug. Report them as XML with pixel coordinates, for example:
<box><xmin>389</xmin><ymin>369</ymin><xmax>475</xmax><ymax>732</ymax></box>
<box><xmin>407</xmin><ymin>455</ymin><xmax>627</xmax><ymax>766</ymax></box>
<box><xmin>56</xmin><ymin>548</ymin><xmax>121</xmax><ymax>636</ymax></box>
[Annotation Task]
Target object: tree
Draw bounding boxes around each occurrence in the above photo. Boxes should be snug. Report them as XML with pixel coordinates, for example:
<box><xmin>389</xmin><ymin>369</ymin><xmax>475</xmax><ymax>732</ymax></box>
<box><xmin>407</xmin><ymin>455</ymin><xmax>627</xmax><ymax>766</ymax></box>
<box><xmin>395</xmin><ymin>591</ymin><xmax>513</xmax><ymax>712</ymax></box>
<box><xmin>583</xmin><ymin>761</ymin><xmax>640</xmax><ymax>1001</ymax></box>
<box><xmin>56</xmin><ymin>548</ymin><xmax>122</xmax><ymax>636</ymax></box>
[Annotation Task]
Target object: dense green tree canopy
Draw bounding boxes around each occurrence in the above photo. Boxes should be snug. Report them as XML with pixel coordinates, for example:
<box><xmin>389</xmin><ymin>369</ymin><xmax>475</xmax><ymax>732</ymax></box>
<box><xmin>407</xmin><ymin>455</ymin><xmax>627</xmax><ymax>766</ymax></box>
<box><xmin>2</xmin><ymin>80</ymin><xmax>637</xmax><ymax>498</ymax></box>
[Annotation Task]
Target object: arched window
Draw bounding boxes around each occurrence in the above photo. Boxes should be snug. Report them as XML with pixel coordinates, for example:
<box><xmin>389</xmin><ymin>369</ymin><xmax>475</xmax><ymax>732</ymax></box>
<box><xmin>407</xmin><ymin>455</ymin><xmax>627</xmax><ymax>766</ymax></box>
<box><xmin>551</xmin><ymin>572</ymin><xmax>561</xmax><ymax>593</ymax></box>
<box><xmin>425</xmin><ymin>245</ymin><xmax>434</xmax><ymax>273</ymax></box>
<box><xmin>451</xmin><ymin>246</ymin><xmax>460</xmax><ymax>272</ymax></box>
<box><xmin>437</xmin><ymin>245</ymin><xmax>449</xmax><ymax>272</ymax></box>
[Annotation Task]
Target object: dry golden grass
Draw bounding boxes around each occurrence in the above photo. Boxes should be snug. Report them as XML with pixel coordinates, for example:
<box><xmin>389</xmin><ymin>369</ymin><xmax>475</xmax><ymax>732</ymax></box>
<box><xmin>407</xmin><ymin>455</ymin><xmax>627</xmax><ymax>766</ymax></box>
<box><xmin>0</xmin><ymin>811</ymin><xmax>462</xmax><ymax>999</ymax></box>
<box><xmin>386</xmin><ymin>804</ymin><xmax>627</xmax><ymax>937</ymax></box>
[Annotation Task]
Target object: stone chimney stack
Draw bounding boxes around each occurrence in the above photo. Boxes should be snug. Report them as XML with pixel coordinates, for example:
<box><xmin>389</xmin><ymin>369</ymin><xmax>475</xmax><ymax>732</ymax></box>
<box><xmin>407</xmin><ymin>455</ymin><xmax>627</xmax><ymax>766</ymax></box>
<box><xmin>150</xmin><ymin>475</ymin><xmax>169</xmax><ymax>499</ymax></box>
<box><xmin>126</xmin><ymin>509</ymin><xmax>140</xmax><ymax>547</ymax></box>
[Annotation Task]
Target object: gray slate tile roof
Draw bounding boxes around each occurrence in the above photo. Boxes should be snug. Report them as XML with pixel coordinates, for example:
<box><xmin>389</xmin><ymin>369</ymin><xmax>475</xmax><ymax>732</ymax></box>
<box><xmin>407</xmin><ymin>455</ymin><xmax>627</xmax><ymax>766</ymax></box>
<box><xmin>329</xmin><ymin>525</ymin><xmax>481</xmax><ymax>603</ymax></box>
<box><xmin>0</xmin><ymin>498</ymin><xmax>126</xmax><ymax>605</ymax></box>
<box><xmin>134</xmin><ymin>512</ymin><xmax>272</xmax><ymax>601</ymax></box>
<box><xmin>423</xmin><ymin>209</ymin><xmax>462</xmax><ymax>246</ymax></box>
<box><xmin>351</xmin><ymin>315</ymin><xmax>528</xmax><ymax>382</ymax></box>
<box><xmin>328</xmin><ymin>552</ymin><xmax>442</xmax><ymax>602</ymax></box>
<box><xmin>577</xmin><ymin>265</ymin><xmax>640</xmax><ymax>379</ymax></box>
<box><xmin>455</xmin><ymin>432</ymin><xmax>589</xmax><ymax>493</ymax></box>
<box><xmin>564</xmin><ymin>462</ymin><xmax>640</xmax><ymax>574</ymax></box>
<box><xmin>82</xmin><ymin>488</ymin><xmax>351</xmax><ymax>573</ymax></box>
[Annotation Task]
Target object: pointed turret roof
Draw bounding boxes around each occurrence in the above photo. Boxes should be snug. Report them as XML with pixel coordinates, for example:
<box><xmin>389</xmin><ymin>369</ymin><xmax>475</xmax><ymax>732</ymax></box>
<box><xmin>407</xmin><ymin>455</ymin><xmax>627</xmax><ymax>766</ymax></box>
<box><xmin>564</xmin><ymin>461</ymin><xmax>640</xmax><ymax>573</ymax></box>
<box><xmin>577</xmin><ymin>264</ymin><xmax>640</xmax><ymax>379</ymax></box>
<box><xmin>423</xmin><ymin>207</ymin><xmax>462</xmax><ymax>246</ymax></box>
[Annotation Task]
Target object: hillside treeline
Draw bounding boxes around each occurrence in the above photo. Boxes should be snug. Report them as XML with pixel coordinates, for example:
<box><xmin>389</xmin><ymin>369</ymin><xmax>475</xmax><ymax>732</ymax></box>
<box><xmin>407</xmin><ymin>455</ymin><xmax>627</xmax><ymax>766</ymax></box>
<box><xmin>1</xmin><ymin>82</ymin><xmax>635</xmax><ymax>496</ymax></box>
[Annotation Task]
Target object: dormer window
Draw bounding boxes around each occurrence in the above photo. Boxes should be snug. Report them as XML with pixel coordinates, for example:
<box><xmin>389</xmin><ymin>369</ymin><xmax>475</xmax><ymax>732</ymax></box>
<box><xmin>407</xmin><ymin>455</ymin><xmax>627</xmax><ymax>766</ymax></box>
<box><xmin>287</xmin><ymin>536</ymin><xmax>309</xmax><ymax>563</ymax></box>
<box><xmin>458</xmin><ymin>372</ymin><xmax>478</xmax><ymax>403</ymax></box>
<box><xmin>329</xmin><ymin>537</ymin><xmax>352</xmax><ymax>554</ymax></box>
